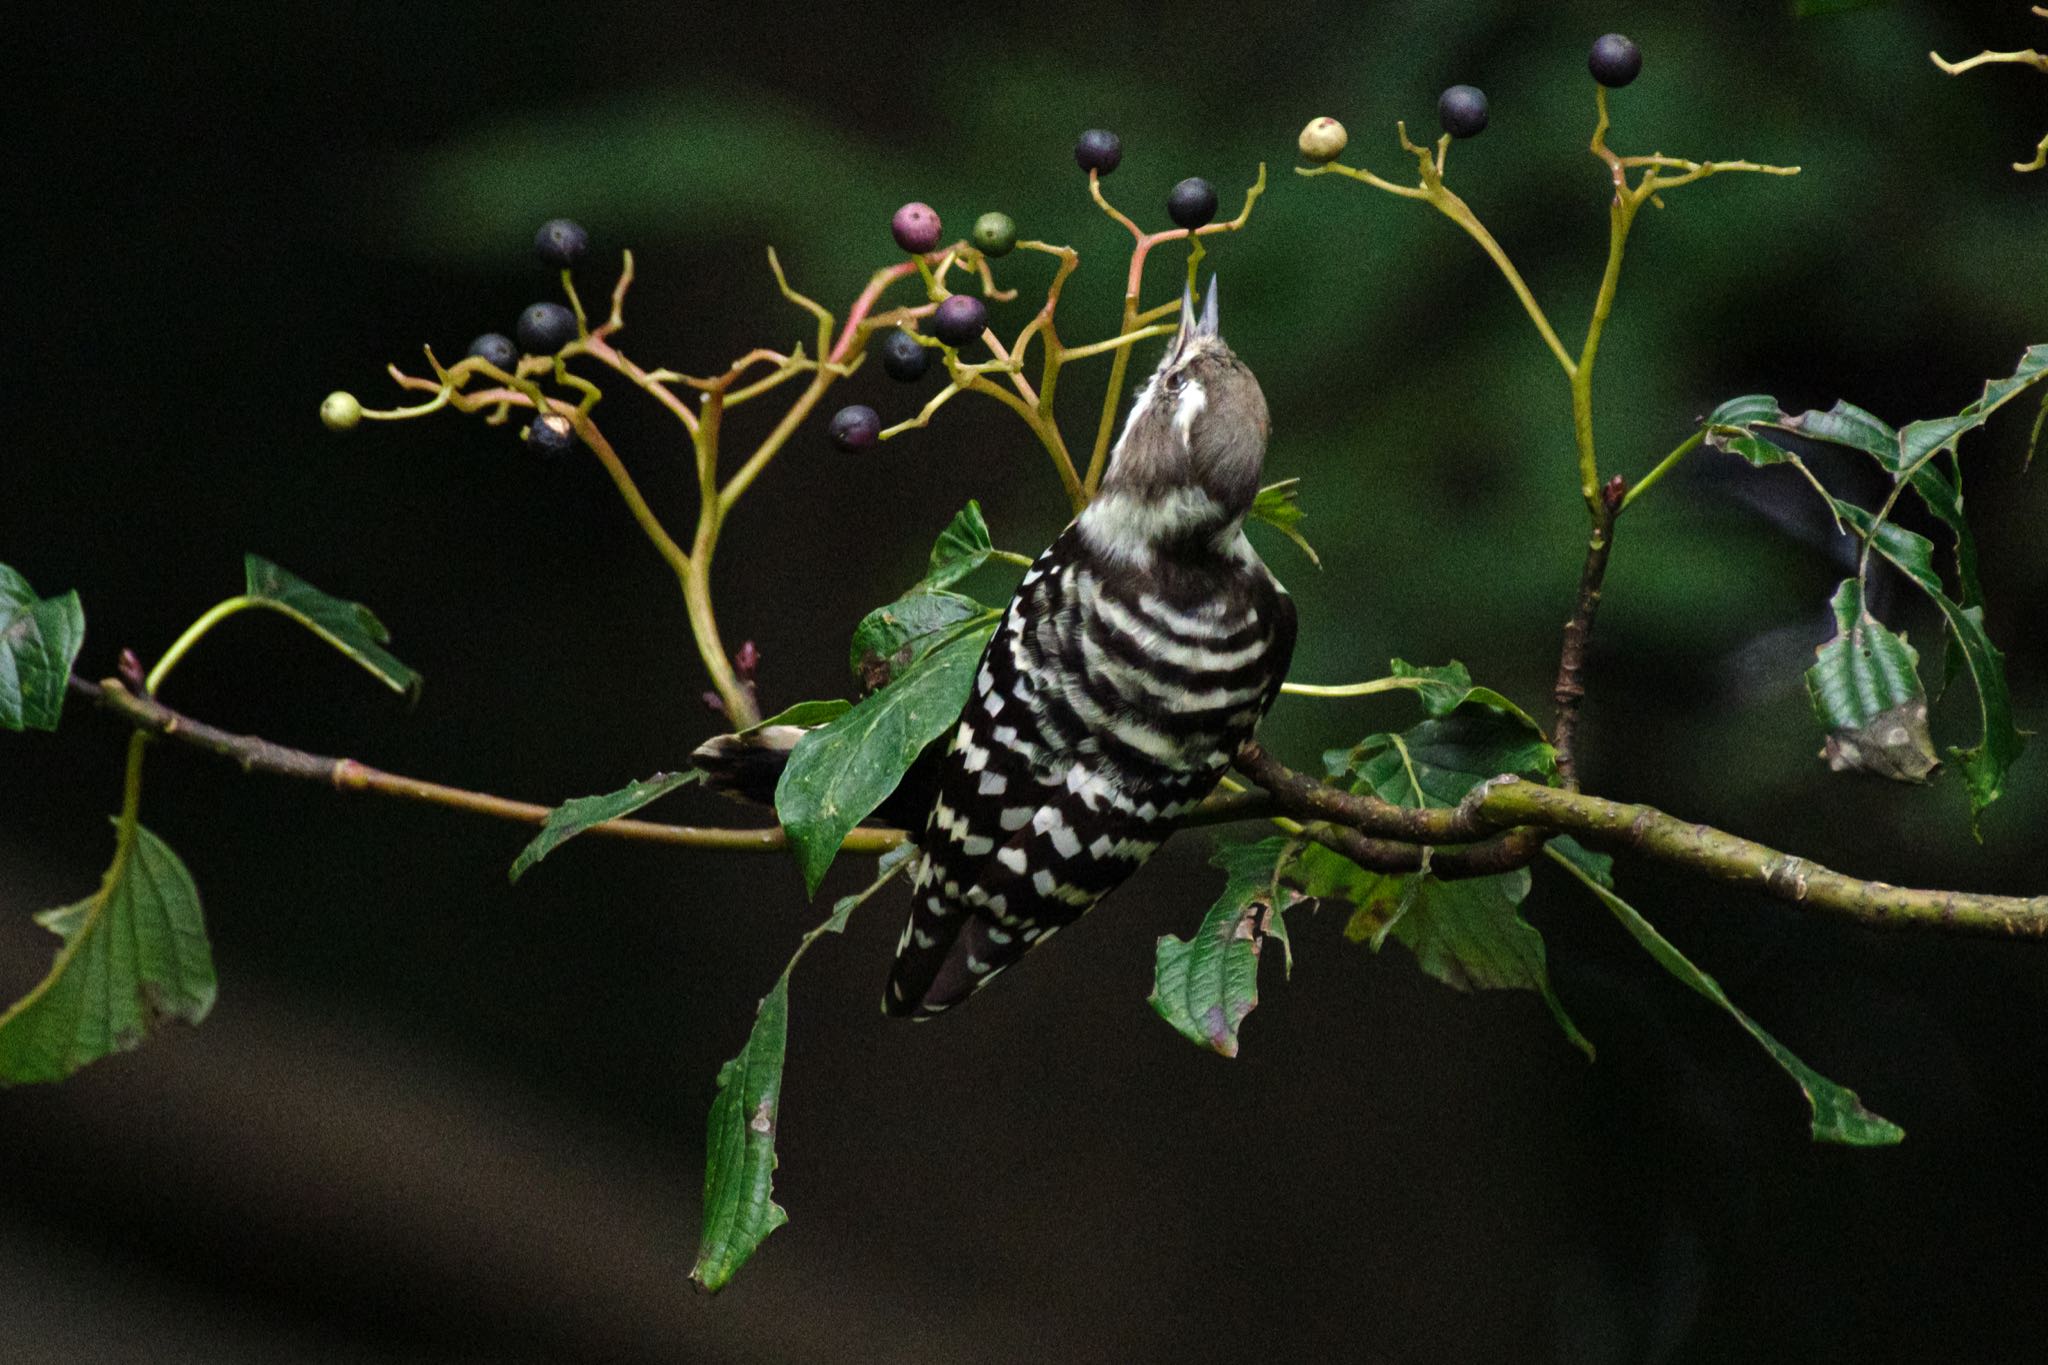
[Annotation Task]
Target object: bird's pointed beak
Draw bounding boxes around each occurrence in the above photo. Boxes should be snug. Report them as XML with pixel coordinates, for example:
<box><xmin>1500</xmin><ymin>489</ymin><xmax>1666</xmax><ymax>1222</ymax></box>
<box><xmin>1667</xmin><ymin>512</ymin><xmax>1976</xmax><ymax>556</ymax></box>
<box><xmin>1173</xmin><ymin>277</ymin><xmax>1221</xmax><ymax>358</ymax></box>
<box><xmin>1176</xmin><ymin>283</ymin><xmax>1199</xmax><ymax>353</ymax></box>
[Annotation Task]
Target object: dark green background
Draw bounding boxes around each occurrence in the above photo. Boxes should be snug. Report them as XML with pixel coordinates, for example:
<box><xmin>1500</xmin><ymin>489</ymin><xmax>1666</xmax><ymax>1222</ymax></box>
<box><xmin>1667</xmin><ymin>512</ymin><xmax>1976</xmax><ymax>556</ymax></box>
<box><xmin>7</xmin><ymin>1</ymin><xmax>2046</xmax><ymax>1359</ymax></box>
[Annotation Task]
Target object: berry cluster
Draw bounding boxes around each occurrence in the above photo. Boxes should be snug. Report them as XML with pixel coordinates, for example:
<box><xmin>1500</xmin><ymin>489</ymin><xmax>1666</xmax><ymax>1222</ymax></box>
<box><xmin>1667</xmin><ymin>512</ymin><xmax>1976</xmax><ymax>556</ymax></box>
<box><xmin>320</xmin><ymin>216</ymin><xmax>606</xmax><ymax>456</ymax></box>
<box><xmin>826</xmin><ymin>128</ymin><xmax>1232</xmax><ymax>452</ymax></box>
<box><xmin>1294</xmin><ymin>34</ymin><xmax>1645</xmax><ymax>160</ymax></box>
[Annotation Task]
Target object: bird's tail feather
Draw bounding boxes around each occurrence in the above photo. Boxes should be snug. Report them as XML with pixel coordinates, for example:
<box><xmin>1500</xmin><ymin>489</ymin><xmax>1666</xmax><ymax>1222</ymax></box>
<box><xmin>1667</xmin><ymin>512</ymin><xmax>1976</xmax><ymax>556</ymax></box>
<box><xmin>690</xmin><ymin>723</ymin><xmax>946</xmax><ymax>828</ymax></box>
<box><xmin>689</xmin><ymin>725</ymin><xmax>808</xmax><ymax>807</ymax></box>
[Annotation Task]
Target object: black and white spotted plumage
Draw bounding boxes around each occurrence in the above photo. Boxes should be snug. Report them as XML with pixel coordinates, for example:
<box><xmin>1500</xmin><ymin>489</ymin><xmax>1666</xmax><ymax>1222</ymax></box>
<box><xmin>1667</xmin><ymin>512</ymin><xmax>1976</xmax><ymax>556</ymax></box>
<box><xmin>884</xmin><ymin>280</ymin><xmax>1296</xmax><ymax>1018</ymax></box>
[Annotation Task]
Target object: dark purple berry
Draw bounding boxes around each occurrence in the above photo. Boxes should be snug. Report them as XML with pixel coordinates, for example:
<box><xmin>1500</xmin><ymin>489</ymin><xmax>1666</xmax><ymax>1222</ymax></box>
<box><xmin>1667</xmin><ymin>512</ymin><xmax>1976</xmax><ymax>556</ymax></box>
<box><xmin>828</xmin><ymin>404</ymin><xmax>881</xmax><ymax>452</ymax></box>
<box><xmin>891</xmin><ymin>202</ymin><xmax>943</xmax><ymax>254</ymax></box>
<box><xmin>1438</xmin><ymin>84</ymin><xmax>1490</xmax><ymax>139</ymax></box>
<box><xmin>1074</xmin><ymin>129</ymin><xmax>1122</xmax><ymax>176</ymax></box>
<box><xmin>534</xmin><ymin>218</ymin><xmax>590</xmax><ymax>267</ymax></box>
<box><xmin>516</xmin><ymin>301</ymin><xmax>578</xmax><ymax>354</ymax></box>
<box><xmin>467</xmin><ymin>332</ymin><xmax>518</xmax><ymax>370</ymax></box>
<box><xmin>1167</xmin><ymin>177</ymin><xmax>1218</xmax><ymax>230</ymax></box>
<box><xmin>1588</xmin><ymin>34</ymin><xmax>1642</xmax><ymax>88</ymax></box>
<box><xmin>877</xmin><ymin>328</ymin><xmax>931</xmax><ymax>382</ymax></box>
<box><xmin>929</xmin><ymin>295</ymin><xmax>988</xmax><ymax>347</ymax></box>
<box><xmin>525</xmin><ymin>412</ymin><xmax>575</xmax><ymax>457</ymax></box>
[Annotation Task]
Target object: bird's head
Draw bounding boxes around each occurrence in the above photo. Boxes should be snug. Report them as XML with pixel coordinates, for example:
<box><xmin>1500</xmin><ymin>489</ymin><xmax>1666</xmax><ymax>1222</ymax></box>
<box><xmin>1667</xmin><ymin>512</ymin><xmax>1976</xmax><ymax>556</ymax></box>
<box><xmin>1083</xmin><ymin>278</ymin><xmax>1269</xmax><ymax>564</ymax></box>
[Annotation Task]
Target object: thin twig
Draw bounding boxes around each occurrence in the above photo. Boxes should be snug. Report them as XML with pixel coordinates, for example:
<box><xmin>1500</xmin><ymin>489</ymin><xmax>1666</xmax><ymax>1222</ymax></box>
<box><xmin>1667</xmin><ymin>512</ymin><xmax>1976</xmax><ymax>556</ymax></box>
<box><xmin>1551</xmin><ymin>488</ymin><xmax>1619</xmax><ymax>790</ymax></box>
<box><xmin>70</xmin><ymin>675</ymin><xmax>901</xmax><ymax>855</ymax></box>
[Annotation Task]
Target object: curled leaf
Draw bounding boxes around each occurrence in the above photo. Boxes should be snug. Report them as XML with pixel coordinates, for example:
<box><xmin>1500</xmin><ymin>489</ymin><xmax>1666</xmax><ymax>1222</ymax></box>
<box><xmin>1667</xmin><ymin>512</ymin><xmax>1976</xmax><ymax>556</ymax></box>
<box><xmin>1806</xmin><ymin>580</ymin><xmax>1936</xmax><ymax>783</ymax></box>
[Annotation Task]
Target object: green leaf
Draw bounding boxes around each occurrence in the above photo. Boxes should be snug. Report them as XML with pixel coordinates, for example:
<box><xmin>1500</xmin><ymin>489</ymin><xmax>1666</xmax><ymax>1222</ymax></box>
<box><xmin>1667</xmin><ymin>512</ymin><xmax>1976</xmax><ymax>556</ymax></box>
<box><xmin>1247</xmin><ymin>478</ymin><xmax>1321</xmax><ymax>568</ymax></box>
<box><xmin>1892</xmin><ymin>344</ymin><xmax>2048</xmax><ymax>472</ymax></box>
<box><xmin>1549</xmin><ymin>835</ymin><xmax>1612</xmax><ymax>888</ymax></box>
<box><xmin>1322</xmin><ymin>707</ymin><xmax>1557</xmax><ymax>808</ymax></box>
<box><xmin>690</xmin><ymin>862</ymin><xmax>897</xmax><ymax>1292</ymax></box>
<box><xmin>1384</xmin><ymin>658</ymin><xmax>1543</xmax><ymax>728</ymax></box>
<box><xmin>0</xmin><ymin>563</ymin><xmax>85</xmax><ymax>732</ymax></box>
<box><xmin>780</xmin><ymin>616</ymin><xmax>997</xmax><ymax>894</ymax></box>
<box><xmin>691</xmin><ymin>972</ymin><xmax>791</xmax><ymax>1292</ymax></box>
<box><xmin>1833</xmin><ymin>502</ymin><xmax>2023</xmax><ymax>824</ymax></box>
<box><xmin>743</xmin><ymin>699</ymin><xmax>854</xmax><ymax>733</ymax></box>
<box><xmin>0</xmin><ymin>820</ymin><xmax>216</xmax><ymax>1084</ymax></box>
<box><xmin>244</xmin><ymin>555</ymin><xmax>421</xmax><ymax>697</ymax></box>
<box><xmin>848</xmin><ymin>590</ymin><xmax>994</xmax><ymax>691</ymax></box>
<box><xmin>1805</xmin><ymin>580</ymin><xmax>1936</xmax><ymax>783</ymax></box>
<box><xmin>1545</xmin><ymin>845</ymin><xmax>1903</xmax><ymax>1146</ymax></box>
<box><xmin>508</xmin><ymin>770</ymin><xmax>702</xmax><ymax>883</ymax></box>
<box><xmin>1299</xmin><ymin>699</ymin><xmax>1584</xmax><ymax>1055</ymax></box>
<box><xmin>923</xmin><ymin>501</ymin><xmax>996</xmax><ymax>590</ymax></box>
<box><xmin>1790</xmin><ymin>400</ymin><xmax>1898</xmax><ymax>462</ymax></box>
<box><xmin>1298</xmin><ymin>850</ymin><xmax>1593</xmax><ymax>1058</ymax></box>
<box><xmin>1150</xmin><ymin>838</ymin><xmax>1297</xmax><ymax>1057</ymax></box>
<box><xmin>1703</xmin><ymin>395</ymin><xmax>1782</xmax><ymax>428</ymax></box>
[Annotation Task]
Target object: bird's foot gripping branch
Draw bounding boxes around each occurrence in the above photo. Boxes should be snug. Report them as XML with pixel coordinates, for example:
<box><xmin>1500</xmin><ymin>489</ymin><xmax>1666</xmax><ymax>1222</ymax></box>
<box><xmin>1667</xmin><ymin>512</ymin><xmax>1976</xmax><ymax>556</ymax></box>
<box><xmin>7</xmin><ymin>28</ymin><xmax>2048</xmax><ymax>1296</ymax></box>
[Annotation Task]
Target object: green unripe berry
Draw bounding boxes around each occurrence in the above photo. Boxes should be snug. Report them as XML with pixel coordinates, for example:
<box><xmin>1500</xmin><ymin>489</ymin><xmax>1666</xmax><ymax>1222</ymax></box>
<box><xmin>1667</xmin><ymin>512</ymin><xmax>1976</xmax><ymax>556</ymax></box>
<box><xmin>1298</xmin><ymin>117</ymin><xmax>1348</xmax><ymax>164</ymax></box>
<box><xmin>320</xmin><ymin>391</ymin><xmax>363</xmax><ymax>431</ymax></box>
<box><xmin>972</xmin><ymin>211</ymin><xmax>1018</xmax><ymax>257</ymax></box>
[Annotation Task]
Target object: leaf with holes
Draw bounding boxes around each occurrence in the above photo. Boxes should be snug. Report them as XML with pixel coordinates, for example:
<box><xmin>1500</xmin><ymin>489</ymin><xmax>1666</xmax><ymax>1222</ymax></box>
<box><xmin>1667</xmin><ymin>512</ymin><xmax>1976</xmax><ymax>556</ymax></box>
<box><xmin>509</xmin><ymin>770</ymin><xmax>703</xmax><ymax>883</ymax></box>
<box><xmin>1546</xmin><ymin>843</ymin><xmax>1903</xmax><ymax>1146</ymax></box>
<box><xmin>691</xmin><ymin>971</ymin><xmax>791</xmax><ymax>1292</ymax></box>
<box><xmin>690</xmin><ymin>867</ymin><xmax>891</xmax><ymax>1291</ymax></box>
<box><xmin>244</xmin><ymin>555</ymin><xmax>420</xmax><ymax>697</ymax></box>
<box><xmin>0</xmin><ymin>563</ymin><xmax>85</xmax><ymax>733</ymax></box>
<box><xmin>0</xmin><ymin>819</ymin><xmax>216</xmax><ymax>1085</ymax></box>
<box><xmin>781</xmin><ymin>615</ymin><xmax>997</xmax><ymax>894</ymax></box>
<box><xmin>1150</xmin><ymin>838</ymin><xmax>1298</xmax><ymax>1057</ymax></box>
<box><xmin>1806</xmin><ymin>580</ymin><xmax>1936</xmax><ymax>783</ymax></box>
<box><xmin>1833</xmin><ymin>501</ymin><xmax>2022</xmax><ymax>825</ymax></box>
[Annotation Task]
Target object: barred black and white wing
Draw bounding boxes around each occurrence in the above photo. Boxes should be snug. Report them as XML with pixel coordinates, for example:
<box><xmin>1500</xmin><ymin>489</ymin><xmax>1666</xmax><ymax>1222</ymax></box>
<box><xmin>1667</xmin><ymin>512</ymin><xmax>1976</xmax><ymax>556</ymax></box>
<box><xmin>884</xmin><ymin>522</ymin><xmax>1295</xmax><ymax>1018</ymax></box>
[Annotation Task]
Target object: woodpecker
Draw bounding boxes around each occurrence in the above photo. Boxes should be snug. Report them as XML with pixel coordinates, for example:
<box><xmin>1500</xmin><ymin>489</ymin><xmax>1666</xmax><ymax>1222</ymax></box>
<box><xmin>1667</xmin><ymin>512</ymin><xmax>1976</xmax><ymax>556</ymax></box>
<box><xmin>883</xmin><ymin>278</ymin><xmax>1295</xmax><ymax>1017</ymax></box>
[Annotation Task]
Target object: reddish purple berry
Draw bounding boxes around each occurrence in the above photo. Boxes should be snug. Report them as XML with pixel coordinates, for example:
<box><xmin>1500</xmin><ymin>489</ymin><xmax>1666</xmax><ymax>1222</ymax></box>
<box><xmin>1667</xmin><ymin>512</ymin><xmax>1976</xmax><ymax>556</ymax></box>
<box><xmin>829</xmin><ymin>404</ymin><xmax>882</xmax><ymax>452</ymax></box>
<box><xmin>891</xmin><ymin>202</ymin><xmax>943</xmax><ymax>254</ymax></box>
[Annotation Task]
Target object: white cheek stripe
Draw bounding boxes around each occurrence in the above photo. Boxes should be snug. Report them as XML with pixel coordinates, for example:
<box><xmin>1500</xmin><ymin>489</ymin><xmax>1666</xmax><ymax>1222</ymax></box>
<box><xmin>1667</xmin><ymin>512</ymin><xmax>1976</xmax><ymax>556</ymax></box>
<box><xmin>1172</xmin><ymin>377</ymin><xmax>1207</xmax><ymax>445</ymax></box>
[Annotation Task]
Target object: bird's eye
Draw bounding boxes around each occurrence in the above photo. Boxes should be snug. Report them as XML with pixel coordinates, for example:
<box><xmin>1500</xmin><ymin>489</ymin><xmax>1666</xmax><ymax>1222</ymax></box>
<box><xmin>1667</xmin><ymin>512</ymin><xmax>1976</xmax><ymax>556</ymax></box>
<box><xmin>1163</xmin><ymin>372</ymin><xmax>1185</xmax><ymax>394</ymax></box>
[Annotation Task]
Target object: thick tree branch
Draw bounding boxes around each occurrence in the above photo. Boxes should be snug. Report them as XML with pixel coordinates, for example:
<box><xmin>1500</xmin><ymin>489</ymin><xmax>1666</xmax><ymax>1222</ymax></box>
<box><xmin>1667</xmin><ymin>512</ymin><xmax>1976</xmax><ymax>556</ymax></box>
<box><xmin>71</xmin><ymin>675</ymin><xmax>2048</xmax><ymax>937</ymax></box>
<box><xmin>1238</xmin><ymin>742</ymin><xmax>2048</xmax><ymax>937</ymax></box>
<box><xmin>1471</xmin><ymin>779</ymin><xmax>2048</xmax><ymax>938</ymax></box>
<box><xmin>69</xmin><ymin>675</ymin><xmax>903</xmax><ymax>856</ymax></box>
